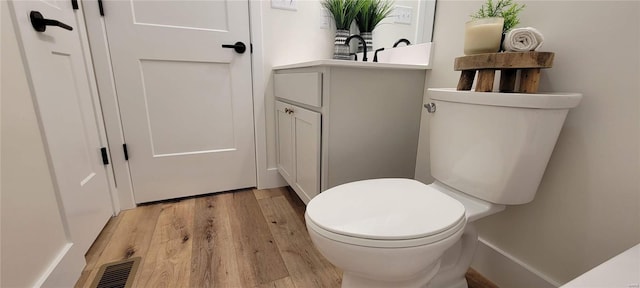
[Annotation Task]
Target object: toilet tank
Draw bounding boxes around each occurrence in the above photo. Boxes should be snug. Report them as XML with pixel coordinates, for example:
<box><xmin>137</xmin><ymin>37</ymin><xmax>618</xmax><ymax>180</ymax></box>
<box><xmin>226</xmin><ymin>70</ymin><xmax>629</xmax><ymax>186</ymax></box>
<box><xmin>428</xmin><ymin>88</ymin><xmax>582</xmax><ymax>205</ymax></box>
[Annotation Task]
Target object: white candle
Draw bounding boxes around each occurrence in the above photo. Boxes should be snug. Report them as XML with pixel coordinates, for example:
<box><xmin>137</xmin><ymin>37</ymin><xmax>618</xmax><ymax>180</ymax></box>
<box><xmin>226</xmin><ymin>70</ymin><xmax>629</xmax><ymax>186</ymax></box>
<box><xmin>464</xmin><ymin>17</ymin><xmax>504</xmax><ymax>55</ymax></box>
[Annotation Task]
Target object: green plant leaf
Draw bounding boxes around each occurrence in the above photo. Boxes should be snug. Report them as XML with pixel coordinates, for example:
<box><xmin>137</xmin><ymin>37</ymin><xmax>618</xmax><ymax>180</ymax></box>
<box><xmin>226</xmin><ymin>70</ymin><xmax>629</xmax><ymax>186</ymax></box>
<box><xmin>471</xmin><ymin>0</ymin><xmax>525</xmax><ymax>33</ymax></box>
<box><xmin>355</xmin><ymin>0</ymin><xmax>394</xmax><ymax>32</ymax></box>
<box><xmin>323</xmin><ymin>0</ymin><xmax>365</xmax><ymax>30</ymax></box>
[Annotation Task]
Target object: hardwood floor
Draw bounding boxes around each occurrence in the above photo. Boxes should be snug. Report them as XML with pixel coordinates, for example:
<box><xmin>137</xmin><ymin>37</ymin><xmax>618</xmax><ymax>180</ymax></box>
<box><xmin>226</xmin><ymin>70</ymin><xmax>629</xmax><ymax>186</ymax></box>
<box><xmin>75</xmin><ymin>187</ymin><xmax>496</xmax><ymax>288</ymax></box>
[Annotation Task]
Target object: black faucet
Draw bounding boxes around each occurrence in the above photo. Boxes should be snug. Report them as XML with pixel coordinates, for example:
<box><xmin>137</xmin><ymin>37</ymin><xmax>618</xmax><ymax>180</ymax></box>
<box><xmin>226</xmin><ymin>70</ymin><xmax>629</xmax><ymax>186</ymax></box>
<box><xmin>345</xmin><ymin>35</ymin><xmax>368</xmax><ymax>62</ymax></box>
<box><xmin>393</xmin><ymin>38</ymin><xmax>411</xmax><ymax>47</ymax></box>
<box><xmin>373</xmin><ymin>48</ymin><xmax>384</xmax><ymax>62</ymax></box>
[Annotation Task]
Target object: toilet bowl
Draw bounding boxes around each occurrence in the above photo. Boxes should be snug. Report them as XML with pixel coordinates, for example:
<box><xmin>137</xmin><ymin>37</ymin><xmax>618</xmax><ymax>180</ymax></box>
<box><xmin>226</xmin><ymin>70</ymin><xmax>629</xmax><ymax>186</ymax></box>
<box><xmin>305</xmin><ymin>178</ymin><xmax>467</xmax><ymax>288</ymax></box>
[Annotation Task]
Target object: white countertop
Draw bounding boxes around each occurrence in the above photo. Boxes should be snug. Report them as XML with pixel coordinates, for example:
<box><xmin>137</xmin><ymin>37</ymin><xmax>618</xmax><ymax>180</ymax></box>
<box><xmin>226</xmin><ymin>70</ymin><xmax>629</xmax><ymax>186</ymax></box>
<box><xmin>561</xmin><ymin>243</ymin><xmax>640</xmax><ymax>288</ymax></box>
<box><xmin>272</xmin><ymin>59</ymin><xmax>430</xmax><ymax>70</ymax></box>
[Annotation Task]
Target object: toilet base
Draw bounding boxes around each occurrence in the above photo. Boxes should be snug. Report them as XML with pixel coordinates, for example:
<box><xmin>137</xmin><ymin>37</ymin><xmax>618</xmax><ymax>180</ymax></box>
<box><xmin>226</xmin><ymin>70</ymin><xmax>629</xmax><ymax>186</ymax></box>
<box><xmin>307</xmin><ymin>211</ymin><xmax>466</xmax><ymax>288</ymax></box>
<box><xmin>427</xmin><ymin>223</ymin><xmax>478</xmax><ymax>288</ymax></box>
<box><xmin>429</xmin><ymin>278</ymin><xmax>468</xmax><ymax>288</ymax></box>
<box><xmin>342</xmin><ymin>262</ymin><xmax>440</xmax><ymax>288</ymax></box>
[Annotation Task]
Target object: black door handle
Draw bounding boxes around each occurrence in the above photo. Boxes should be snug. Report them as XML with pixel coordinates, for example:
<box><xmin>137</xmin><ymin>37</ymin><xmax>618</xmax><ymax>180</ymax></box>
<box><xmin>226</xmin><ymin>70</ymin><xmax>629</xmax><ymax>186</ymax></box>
<box><xmin>30</xmin><ymin>11</ymin><xmax>73</xmax><ymax>32</ymax></box>
<box><xmin>221</xmin><ymin>42</ymin><xmax>246</xmax><ymax>54</ymax></box>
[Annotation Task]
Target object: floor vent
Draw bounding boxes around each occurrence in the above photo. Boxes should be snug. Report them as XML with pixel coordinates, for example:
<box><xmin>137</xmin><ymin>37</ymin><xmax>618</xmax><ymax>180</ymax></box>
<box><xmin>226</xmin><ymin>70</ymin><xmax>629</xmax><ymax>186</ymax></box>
<box><xmin>90</xmin><ymin>257</ymin><xmax>140</xmax><ymax>288</ymax></box>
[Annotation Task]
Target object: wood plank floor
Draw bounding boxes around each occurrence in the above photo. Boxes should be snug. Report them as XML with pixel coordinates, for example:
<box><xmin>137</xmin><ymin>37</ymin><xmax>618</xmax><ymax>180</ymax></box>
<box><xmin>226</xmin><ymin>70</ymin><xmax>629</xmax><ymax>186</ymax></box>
<box><xmin>75</xmin><ymin>187</ymin><xmax>496</xmax><ymax>288</ymax></box>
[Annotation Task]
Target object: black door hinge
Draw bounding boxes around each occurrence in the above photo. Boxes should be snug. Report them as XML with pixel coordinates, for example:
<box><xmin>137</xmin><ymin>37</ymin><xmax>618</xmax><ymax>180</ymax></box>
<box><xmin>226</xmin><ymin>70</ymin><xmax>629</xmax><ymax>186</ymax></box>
<box><xmin>123</xmin><ymin>143</ymin><xmax>129</xmax><ymax>160</ymax></box>
<box><xmin>71</xmin><ymin>0</ymin><xmax>78</xmax><ymax>10</ymax></box>
<box><xmin>250</xmin><ymin>43</ymin><xmax>253</xmax><ymax>53</ymax></box>
<box><xmin>100</xmin><ymin>147</ymin><xmax>109</xmax><ymax>165</ymax></box>
<box><xmin>98</xmin><ymin>0</ymin><xmax>104</xmax><ymax>16</ymax></box>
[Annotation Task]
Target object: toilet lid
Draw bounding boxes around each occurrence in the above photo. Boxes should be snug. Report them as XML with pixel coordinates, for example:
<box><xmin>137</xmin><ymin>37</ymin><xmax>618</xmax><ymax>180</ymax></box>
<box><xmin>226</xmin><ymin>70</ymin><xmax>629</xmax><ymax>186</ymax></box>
<box><xmin>306</xmin><ymin>178</ymin><xmax>466</xmax><ymax>241</ymax></box>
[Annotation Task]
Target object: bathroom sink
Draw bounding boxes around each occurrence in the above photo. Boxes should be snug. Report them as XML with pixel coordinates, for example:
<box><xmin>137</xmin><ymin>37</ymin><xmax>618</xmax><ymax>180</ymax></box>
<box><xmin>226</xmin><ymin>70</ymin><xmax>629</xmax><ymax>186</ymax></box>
<box><xmin>358</xmin><ymin>42</ymin><xmax>433</xmax><ymax>67</ymax></box>
<box><xmin>273</xmin><ymin>43</ymin><xmax>434</xmax><ymax>70</ymax></box>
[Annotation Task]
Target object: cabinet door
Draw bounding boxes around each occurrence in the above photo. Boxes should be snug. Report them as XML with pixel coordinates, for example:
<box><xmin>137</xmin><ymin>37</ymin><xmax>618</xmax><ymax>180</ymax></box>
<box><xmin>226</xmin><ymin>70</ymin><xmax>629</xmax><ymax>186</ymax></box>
<box><xmin>276</xmin><ymin>101</ymin><xmax>295</xmax><ymax>184</ymax></box>
<box><xmin>291</xmin><ymin>105</ymin><xmax>321</xmax><ymax>203</ymax></box>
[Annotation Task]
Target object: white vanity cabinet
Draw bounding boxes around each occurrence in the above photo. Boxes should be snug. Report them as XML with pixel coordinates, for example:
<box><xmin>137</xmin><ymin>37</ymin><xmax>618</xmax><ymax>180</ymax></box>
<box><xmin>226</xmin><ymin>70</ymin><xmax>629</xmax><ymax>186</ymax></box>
<box><xmin>274</xmin><ymin>61</ymin><xmax>428</xmax><ymax>204</ymax></box>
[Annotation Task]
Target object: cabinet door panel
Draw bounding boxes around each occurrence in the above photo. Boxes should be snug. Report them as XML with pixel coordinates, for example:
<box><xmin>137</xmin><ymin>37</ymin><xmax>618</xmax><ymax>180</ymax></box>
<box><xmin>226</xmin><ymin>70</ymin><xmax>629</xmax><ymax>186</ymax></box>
<box><xmin>275</xmin><ymin>101</ymin><xmax>295</xmax><ymax>184</ymax></box>
<box><xmin>292</xmin><ymin>106</ymin><xmax>321</xmax><ymax>203</ymax></box>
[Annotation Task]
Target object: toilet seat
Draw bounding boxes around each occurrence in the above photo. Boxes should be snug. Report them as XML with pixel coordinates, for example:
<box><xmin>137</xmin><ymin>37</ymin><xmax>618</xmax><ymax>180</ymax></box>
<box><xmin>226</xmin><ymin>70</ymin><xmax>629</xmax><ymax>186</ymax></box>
<box><xmin>305</xmin><ymin>178</ymin><xmax>466</xmax><ymax>248</ymax></box>
<box><xmin>306</xmin><ymin>214</ymin><xmax>466</xmax><ymax>248</ymax></box>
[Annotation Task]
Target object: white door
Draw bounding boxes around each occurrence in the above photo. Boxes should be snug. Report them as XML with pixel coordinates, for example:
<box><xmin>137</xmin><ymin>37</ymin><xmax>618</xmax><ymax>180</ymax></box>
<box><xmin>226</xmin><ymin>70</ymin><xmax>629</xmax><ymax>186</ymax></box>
<box><xmin>8</xmin><ymin>0</ymin><xmax>114</xmax><ymax>284</ymax></box>
<box><xmin>103</xmin><ymin>0</ymin><xmax>257</xmax><ymax>203</ymax></box>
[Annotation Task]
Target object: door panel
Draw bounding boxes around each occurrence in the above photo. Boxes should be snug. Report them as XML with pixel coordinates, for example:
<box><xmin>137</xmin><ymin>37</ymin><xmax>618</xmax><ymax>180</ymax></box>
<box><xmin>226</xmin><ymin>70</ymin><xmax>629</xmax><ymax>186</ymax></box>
<box><xmin>276</xmin><ymin>101</ymin><xmax>294</xmax><ymax>184</ymax></box>
<box><xmin>48</xmin><ymin>52</ymin><xmax>95</xmax><ymax>185</ymax></box>
<box><xmin>132</xmin><ymin>1</ymin><xmax>228</xmax><ymax>30</ymax></box>
<box><xmin>104</xmin><ymin>0</ymin><xmax>256</xmax><ymax>203</ymax></box>
<box><xmin>8</xmin><ymin>0</ymin><xmax>113</xmax><ymax>284</ymax></box>
<box><xmin>140</xmin><ymin>60</ymin><xmax>235</xmax><ymax>155</ymax></box>
<box><xmin>275</xmin><ymin>101</ymin><xmax>320</xmax><ymax>204</ymax></box>
<box><xmin>293</xmin><ymin>107</ymin><xmax>321</xmax><ymax>202</ymax></box>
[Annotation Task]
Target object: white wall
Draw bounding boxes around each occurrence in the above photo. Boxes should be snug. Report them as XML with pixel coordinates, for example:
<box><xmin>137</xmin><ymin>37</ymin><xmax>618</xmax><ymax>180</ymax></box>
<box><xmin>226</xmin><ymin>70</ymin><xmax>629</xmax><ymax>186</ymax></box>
<box><xmin>1</xmin><ymin>1</ymin><xmax>70</xmax><ymax>285</ymax></box>
<box><xmin>414</xmin><ymin>0</ymin><xmax>640</xmax><ymax>285</ymax></box>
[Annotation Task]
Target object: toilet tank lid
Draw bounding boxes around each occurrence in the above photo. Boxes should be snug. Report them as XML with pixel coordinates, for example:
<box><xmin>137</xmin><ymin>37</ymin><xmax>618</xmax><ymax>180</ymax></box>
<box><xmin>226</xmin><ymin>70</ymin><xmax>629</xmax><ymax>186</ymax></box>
<box><xmin>305</xmin><ymin>178</ymin><xmax>465</xmax><ymax>240</ymax></box>
<box><xmin>428</xmin><ymin>88</ymin><xmax>582</xmax><ymax>109</ymax></box>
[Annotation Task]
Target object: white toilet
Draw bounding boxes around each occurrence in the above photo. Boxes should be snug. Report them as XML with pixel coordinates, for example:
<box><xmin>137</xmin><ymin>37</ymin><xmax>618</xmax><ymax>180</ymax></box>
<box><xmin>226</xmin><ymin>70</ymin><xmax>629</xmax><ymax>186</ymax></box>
<box><xmin>305</xmin><ymin>88</ymin><xmax>582</xmax><ymax>288</ymax></box>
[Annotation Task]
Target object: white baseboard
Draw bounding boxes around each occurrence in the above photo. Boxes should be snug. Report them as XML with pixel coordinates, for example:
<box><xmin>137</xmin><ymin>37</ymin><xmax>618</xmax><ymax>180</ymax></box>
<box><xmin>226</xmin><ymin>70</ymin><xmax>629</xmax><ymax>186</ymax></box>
<box><xmin>257</xmin><ymin>167</ymin><xmax>287</xmax><ymax>190</ymax></box>
<box><xmin>471</xmin><ymin>237</ymin><xmax>562</xmax><ymax>288</ymax></box>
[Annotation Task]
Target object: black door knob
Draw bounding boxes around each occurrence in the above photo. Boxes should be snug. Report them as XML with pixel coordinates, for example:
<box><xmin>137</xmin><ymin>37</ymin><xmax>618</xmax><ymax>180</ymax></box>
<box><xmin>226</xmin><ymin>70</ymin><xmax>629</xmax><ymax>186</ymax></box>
<box><xmin>221</xmin><ymin>42</ymin><xmax>246</xmax><ymax>54</ymax></box>
<box><xmin>30</xmin><ymin>11</ymin><xmax>73</xmax><ymax>32</ymax></box>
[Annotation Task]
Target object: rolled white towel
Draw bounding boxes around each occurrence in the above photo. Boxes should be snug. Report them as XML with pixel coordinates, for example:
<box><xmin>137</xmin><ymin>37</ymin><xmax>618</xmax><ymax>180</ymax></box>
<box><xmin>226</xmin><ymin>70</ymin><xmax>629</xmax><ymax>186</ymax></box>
<box><xmin>502</xmin><ymin>27</ymin><xmax>544</xmax><ymax>52</ymax></box>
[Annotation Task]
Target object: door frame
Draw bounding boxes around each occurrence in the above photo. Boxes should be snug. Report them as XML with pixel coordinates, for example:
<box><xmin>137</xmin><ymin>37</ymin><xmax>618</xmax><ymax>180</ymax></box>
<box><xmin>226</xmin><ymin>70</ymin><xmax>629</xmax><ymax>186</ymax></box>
<box><xmin>82</xmin><ymin>0</ymin><xmax>285</xmax><ymax>210</ymax></box>
<box><xmin>73</xmin><ymin>0</ymin><xmax>120</xmax><ymax>214</ymax></box>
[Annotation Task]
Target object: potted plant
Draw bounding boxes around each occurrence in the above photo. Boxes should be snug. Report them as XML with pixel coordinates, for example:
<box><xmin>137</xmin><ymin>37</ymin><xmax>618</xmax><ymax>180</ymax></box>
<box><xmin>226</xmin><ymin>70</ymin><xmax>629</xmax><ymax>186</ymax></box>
<box><xmin>464</xmin><ymin>0</ymin><xmax>525</xmax><ymax>55</ymax></box>
<box><xmin>355</xmin><ymin>0</ymin><xmax>394</xmax><ymax>53</ymax></box>
<box><xmin>322</xmin><ymin>0</ymin><xmax>364</xmax><ymax>59</ymax></box>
